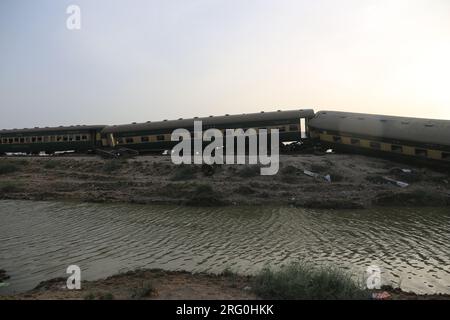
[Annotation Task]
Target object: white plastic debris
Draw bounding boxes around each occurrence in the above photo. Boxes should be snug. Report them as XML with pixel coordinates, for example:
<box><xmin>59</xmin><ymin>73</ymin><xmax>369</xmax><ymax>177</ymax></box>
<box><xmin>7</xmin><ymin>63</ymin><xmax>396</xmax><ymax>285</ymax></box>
<box><xmin>304</xmin><ymin>170</ymin><xmax>332</xmax><ymax>183</ymax></box>
<box><xmin>401</xmin><ymin>169</ymin><xmax>412</xmax><ymax>173</ymax></box>
<box><xmin>303</xmin><ymin>170</ymin><xmax>320</xmax><ymax>178</ymax></box>
<box><xmin>383</xmin><ymin>176</ymin><xmax>409</xmax><ymax>188</ymax></box>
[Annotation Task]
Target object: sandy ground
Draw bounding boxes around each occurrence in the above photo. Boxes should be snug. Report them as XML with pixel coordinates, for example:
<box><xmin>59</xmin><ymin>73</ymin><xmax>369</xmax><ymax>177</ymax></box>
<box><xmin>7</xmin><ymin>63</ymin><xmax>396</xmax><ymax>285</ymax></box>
<box><xmin>2</xmin><ymin>269</ymin><xmax>256</xmax><ymax>300</ymax></box>
<box><xmin>2</xmin><ymin>269</ymin><xmax>449</xmax><ymax>300</ymax></box>
<box><xmin>0</xmin><ymin>153</ymin><xmax>449</xmax><ymax>208</ymax></box>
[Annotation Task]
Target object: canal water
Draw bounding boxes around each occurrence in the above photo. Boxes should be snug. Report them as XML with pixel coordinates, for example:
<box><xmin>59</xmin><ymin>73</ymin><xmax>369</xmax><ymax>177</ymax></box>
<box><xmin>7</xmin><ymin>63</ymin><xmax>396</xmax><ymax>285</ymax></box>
<box><xmin>0</xmin><ymin>200</ymin><xmax>449</xmax><ymax>295</ymax></box>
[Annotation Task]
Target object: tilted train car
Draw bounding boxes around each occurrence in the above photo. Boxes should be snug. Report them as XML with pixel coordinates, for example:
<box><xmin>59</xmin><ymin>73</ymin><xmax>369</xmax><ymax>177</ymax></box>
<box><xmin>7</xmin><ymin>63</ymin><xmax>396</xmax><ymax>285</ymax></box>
<box><xmin>0</xmin><ymin>125</ymin><xmax>106</xmax><ymax>155</ymax></box>
<box><xmin>100</xmin><ymin>109</ymin><xmax>315</xmax><ymax>151</ymax></box>
<box><xmin>308</xmin><ymin>111</ymin><xmax>450</xmax><ymax>163</ymax></box>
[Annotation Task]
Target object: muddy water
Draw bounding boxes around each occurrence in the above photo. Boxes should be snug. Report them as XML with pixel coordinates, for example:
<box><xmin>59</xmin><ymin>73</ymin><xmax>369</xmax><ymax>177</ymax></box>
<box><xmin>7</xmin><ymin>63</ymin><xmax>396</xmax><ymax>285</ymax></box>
<box><xmin>0</xmin><ymin>200</ymin><xmax>449</xmax><ymax>295</ymax></box>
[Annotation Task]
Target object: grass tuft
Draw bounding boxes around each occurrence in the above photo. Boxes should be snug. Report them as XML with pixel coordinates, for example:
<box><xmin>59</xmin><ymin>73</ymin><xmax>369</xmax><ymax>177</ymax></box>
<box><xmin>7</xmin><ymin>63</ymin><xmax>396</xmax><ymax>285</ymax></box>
<box><xmin>130</xmin><ymin>281</ymin><xmax>156</xmax><ymax>299</ymax></box>
<box><xmin>252</xmin><ymin>263</ymin><xmax>369</xmax><ymax>300</ymax></box>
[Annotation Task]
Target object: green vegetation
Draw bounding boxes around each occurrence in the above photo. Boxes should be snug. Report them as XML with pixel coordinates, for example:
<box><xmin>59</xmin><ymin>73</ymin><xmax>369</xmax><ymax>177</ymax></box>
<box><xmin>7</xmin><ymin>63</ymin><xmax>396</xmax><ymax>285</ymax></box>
<box><xmin>0</xmin><ymin>162</ymin><xmax>19</xmax><ymax>175</ymax></box>
<box><xmin>103</xmin><ymin>160</ymin><xmax>124</xmax><ymax>173</ymax></box>
<box><xmin>237</xmin><ymin>166</ymin><xmax>260</xmax><ymax>178</ymax></box>
<box><xmin>83</xmin><ymin>292</ymin><xmax>96</xmax><ymax>300</ymax></box>
<box><xmin>99</xmin><ymin>292</ymin><xmax>114</xmax><ymax>300</ymax></box>
<box><xmin>43</xmin><ymin>160</ymin><xmax>59</xmax><ymax>169</ymax></box>
<box><xmin>130</xmin><ymin>281</ymin><xmax>156</xmax><ymax>299</ymax></box>
<box><xmin>0</xmin><ymin>181</ymin><xmax>22</xmax><ymax>193</ymax></box>
<box><xmin>252</xmin><ymin>263</ymin><xmax>369</xmax><ymax>300</ymax></box>
<box><xmin>170</xmin><ymin>165</ymin><xmax>197</xmax><ymax>181</ymax></box>
<box><xmin>186</xmin><ymin>184</ymin><xmax>227</xmax><ymax>206</ymax></box>
<box><xmin>234</xmin><ymin>185</ymin><xmax>256</xmax><ymax>195</ymax></box>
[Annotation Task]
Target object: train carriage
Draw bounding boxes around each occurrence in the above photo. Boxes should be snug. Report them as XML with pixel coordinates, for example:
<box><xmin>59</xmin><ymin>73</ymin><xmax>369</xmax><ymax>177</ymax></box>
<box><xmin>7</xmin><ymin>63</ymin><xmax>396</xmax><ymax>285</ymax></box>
<box><xmin>308</xmin><ymin>111</ymin><xmax>450</xmax><ymax>163</ymax></box>
<box><xmin>100</xmin><ymin>109</ymin><xmax>315</xmax><ymax>152</ymax></box>
<box><xmin>0</xmin><ymin>125</ymin><xmax>106</xmax><ymax>155</ymax></box>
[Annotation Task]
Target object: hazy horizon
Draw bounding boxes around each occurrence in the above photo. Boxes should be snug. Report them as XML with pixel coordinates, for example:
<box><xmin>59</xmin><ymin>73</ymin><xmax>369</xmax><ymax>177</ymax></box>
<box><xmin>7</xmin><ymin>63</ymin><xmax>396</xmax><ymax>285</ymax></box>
<box><xmin>1</xmin><ymin>0</ymin><xmax>450</xmax><ymax>129</ymax></box>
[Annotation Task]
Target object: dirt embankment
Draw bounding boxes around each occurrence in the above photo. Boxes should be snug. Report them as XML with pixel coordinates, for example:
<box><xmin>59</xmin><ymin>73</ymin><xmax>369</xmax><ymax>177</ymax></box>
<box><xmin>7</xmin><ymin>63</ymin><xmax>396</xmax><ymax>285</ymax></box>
<box><xmin>3</xmin><ymin>269</ymin><xmax>449</xmax><ymax>300</ymax></box>
<box><xmin>0</xmin><ymin>154</ymin><xmax>449</xmax><ymax>208</ymax></box>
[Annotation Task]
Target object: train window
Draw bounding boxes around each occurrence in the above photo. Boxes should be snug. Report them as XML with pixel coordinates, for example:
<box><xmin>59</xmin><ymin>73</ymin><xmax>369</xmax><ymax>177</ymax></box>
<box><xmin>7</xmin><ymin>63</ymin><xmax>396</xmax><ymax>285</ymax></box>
<box><xmin>37</xmin><ymin>137</ymin><xmax>42</xmax><ymax>142</ymax></box>
<box><xmin>289</xmin><ymin>125</ymin><xmax>298</xmax><ymax>131</ymax></box>
<box><xmin>370</xmin><ymin>142</ymin><xmax>381</xmax><ymax>149</ymax></box>
<box><xmin>81</xmin><ymin>135</ymin><xmax>88</xmax><ymax>140</ymax></box>
<box><xmin>57</xmin><ymin>136</ymin><xmax>62</xmax><ymax>142</ymax></box>
<box><xmin>156</xmin><ymin>135</ymin><xmax>165</xmax><ymax>141</ymax></box>
<box><xmin>1</xmin><ymin>138</ymin><xmax>5</xmax><ymax>143</ymax></box>
<box><xmin>43</xmin><ymin>136</ymin><xmax>49</xmax><ymax>143</ymax></box>
<box><xmin>333</xmin><ymin>136</ymin><xmax>342</xmax><ymax>143</ymax></box>
<box><xmin>25</xmin><ymin>137</ymin><xmax>30</xmax><ymax>143</ymax></box>
<box><xmin>50</xmin><ymin>136</ymin><xmax>56</xmax><ymax>142</ymax></box>
<box><xmin>14</xmin><ymin>137</ymin><xmax>19</xmax><ymax>143</ymax></box>
<box><xmin>75</xmin><ymin>136</ymin><xmax>81</xmax><ymax>141</ymax></box>
<box><xmin>31</xmin><ymin>137</ymin><xmax>36</xmax><ymax>143</ymax></box>
<box><xmin>19</xmin><ymin>138</ymin><xmax>25</xmax><ymax>143</ymax></box>
<box><xmin>125</xmin><ymin>137</ymin><xmax>134</xmax><ymax>144</ymax></box>
<box><xmin>63</xmin><ymin>136</ymin><xmax>68</xmax><ymax>141</ymax></box>
<box><xmin>8</xmin><ymin>138</ymin><xmax>13</xmax><ymax>143</ymax></box>
<box><xmin>391</xmin><ymin>145</ymin><xmax>403</xmax><ymax>153</ymax></box>
<box><xmin>68</xmin><ymin>136</ymin><xmax>73</xmax><ymax>141</ymax></box>
<box><xmin>350</xmin><ymin>138</ymin><xmax>360</xmax><ymax>146</ymax></box>
<box><xmin>141</xmin><ymin>136</ymin><xmax>149</xmax><ymax>142</ymax></box>
<box><xmin>442</xmin><ymin>152</ymin><xmax>450</xmax><ymax>160</ymax></box>
<box><xmin>415</xmin><ymin>148</ymin><xmax>428</xmax><ymax>157</ymax></box>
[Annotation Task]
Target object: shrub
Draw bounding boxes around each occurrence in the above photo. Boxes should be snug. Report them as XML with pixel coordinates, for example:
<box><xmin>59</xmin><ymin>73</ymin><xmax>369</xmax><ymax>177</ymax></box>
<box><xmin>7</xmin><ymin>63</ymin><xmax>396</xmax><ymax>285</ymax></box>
<box><xmin>170</xmin><ymin>165</ymin><xmax>197</xmax><ymax>181</ymax></box>
<box><xmin>237</xmin><ymin>166</ymin><xmax>260</xmax><ymax>178</ymax></box>
<box><xmin>99</xmin><ymin>292</ymin><xmax>114</xmax><ymax>300</ymax></box>
<box><xmin>130</xmin><ymin>281</ymin><xmax>156</xmax><ymax>299</ymax></box>
<box><xmin>43</xmin><ymin>160</ymin><xmax>59</xmax><ymax>169</ymax></box>
<box><xmin>83</xmin><ymin>292</ymin><xmax>96</xmax><ymax>300</ymax></box>
<box><xmin>0</xmin><ymin>162</ymin><xmax>19</xmax><ymax>175</ymax></box>
<box><xmin>252</xmin><ymin>263</ymin><xmax>369</xmax><ymax>300</ymax></box>
<box><xmin>0</xmin><ymin>182</ymin><xmax>21</xmax><ymax>193</ymax></box>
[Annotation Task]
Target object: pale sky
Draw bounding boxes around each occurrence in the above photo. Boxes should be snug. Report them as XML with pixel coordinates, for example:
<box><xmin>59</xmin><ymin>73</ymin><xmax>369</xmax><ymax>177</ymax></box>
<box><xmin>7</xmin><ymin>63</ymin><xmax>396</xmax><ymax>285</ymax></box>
<box><xmin>1</xmin><ymin>0</ymin><xmax>450</xmax><ymax>129</ymax></box>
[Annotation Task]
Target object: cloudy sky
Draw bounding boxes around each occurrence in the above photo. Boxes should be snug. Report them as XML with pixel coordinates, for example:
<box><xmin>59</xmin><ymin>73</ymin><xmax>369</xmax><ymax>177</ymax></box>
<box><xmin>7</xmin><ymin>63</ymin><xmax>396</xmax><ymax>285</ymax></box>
<box><xmin>1</xmin><ymin>0</ymin><xmax>450</xmax><ymax>129</ymax></box>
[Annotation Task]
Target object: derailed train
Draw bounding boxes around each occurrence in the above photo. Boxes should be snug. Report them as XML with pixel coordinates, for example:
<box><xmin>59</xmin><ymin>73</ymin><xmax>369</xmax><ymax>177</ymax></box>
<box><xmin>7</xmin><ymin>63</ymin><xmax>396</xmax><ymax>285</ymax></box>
<box><xmin>1</xmin><ymin>109</ymin><xmax>449</xmax><ymax>164</ymax></box>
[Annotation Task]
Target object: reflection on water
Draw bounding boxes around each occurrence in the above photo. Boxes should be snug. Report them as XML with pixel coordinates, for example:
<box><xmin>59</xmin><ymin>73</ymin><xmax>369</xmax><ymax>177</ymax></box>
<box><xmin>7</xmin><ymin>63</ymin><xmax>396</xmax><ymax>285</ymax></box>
<box><xmin>0</xmin><ymin>200</ymin><xmax>449</xmax><ymax>295</ymax></box>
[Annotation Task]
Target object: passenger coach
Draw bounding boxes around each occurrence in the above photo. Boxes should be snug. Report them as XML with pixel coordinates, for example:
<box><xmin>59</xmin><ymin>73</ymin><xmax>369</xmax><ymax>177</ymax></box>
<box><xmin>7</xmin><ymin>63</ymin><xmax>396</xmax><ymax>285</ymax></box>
<box><xmin>308</xmin><ymin>111</ymin><xmax>450</xmax><ymax>163</ymax></box>
<box><xmin>0</xmin><ymin>125</ymin><xmax>106</xmax><ymax>155</ymax></box>
<box><xmin>100</xmin><ymin>109</ymin><xmax>315</xmax><ymax>151</ymax></box>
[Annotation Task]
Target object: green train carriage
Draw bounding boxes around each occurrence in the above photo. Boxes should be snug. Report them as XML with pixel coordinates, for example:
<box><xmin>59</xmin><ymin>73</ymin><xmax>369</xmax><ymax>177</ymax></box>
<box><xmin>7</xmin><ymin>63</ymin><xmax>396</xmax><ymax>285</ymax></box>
<box><xmin>0</xmin><ymin>125</ymin><xmax>106</xmax><ymax>155</ymax></box>
<box><xmin>100</xmin><ymin>109</ymin><xmax>315</xmax><ymax>152</ymax></box>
